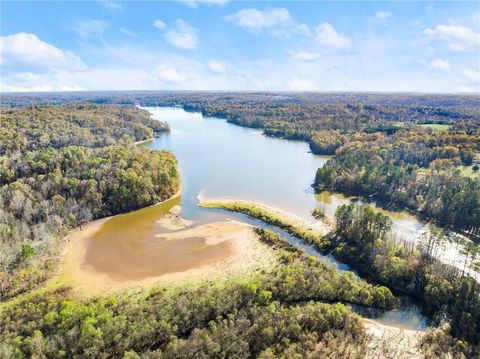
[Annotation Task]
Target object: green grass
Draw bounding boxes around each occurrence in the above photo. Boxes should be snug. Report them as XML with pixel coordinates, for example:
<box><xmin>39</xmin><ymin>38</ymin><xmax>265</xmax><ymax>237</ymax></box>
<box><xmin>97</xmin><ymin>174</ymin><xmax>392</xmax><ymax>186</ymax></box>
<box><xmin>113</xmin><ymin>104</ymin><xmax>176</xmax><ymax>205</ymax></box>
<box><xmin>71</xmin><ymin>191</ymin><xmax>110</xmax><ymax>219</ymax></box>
<box><xmin>420</xmin><ymin>123</ymin><xmax>451</xmax><ymax>131</ymax></box>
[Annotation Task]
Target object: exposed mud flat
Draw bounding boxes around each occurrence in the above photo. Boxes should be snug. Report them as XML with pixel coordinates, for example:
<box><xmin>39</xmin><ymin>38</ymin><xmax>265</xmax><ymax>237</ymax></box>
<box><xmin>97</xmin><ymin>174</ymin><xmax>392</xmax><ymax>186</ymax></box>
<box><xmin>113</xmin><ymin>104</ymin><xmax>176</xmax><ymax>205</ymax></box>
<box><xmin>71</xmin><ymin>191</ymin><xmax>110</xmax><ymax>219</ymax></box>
<box><xmin>363</xmin><ymin>319</ymin><xmax>424</xmax><ymax>359</ymax></box>
<box><xmin>59</xmin><ymin>203</ymin><xmax>277</xmax><ymax>294</ymax></box>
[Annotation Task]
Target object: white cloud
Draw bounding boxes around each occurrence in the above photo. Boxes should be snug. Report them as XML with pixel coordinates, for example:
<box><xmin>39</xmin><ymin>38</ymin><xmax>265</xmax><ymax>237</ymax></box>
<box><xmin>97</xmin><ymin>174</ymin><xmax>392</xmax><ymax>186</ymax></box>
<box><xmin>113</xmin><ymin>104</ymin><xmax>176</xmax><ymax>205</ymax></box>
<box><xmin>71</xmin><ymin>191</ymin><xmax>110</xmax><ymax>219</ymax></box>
<box><xmin>178</xmin><ymin>0</ymin><xmax>228</xmax><ymax>8</ymax></box>
<box><xmin>448</xmin><ymin>43</ymin><xmax>465</xmax><ymax>51</ymax></box>
<box><xmin>119</xmin><ymin>27</ymin><xmax>136</xmax><ymax>36</ymax></box>
<box><xmin>153</xmin><ymin>19</ymin><xmax>166</xmax><ymax>30</ymax></box>
<box><xmin>375</xmin><ymin>11</ymin><xmax>392</xmax><ymax>20</ymax></box>
<box><xmin>74</xmin><ymin>20</ymin><xmax>108</xmax><ymax>38</ymax></box>
<box><xmin>164</xmin><ymin>19</ymin><xmax>198</xmax><ymax>50</ymax></box>
<box><xmin>457</xmin><ymin>85</ymin><xmax>477</xmax><ymax>93</ymax></box>
<box><xmin>0</xmin><ymin>33</ymin><xmax>85</xmax><ymax>72</ymax></box>
<box><xmin>315</xmin><ymin>23</ymin><xmax>351</xmax><ymax>49</ymax></box>
<box><xmin>226</xmin><ymin>7</ymin><xmax>310</xmax><ymax>38</ymax></box>
<box><xmin>424</xmin><ymin>24</ymin><xmax>480</xmax><ymax>49</ymax></box>
<box><xmin>226</xmin><ymin>8</ymin><xmax>293</xmax><ymax>34</ymax></box>
<box><xmin>207</xmin><ymin>60</ymin><xmax>225</xmax><ymax>74</ymax></box>
<box><xmin>1</xmin><ymin>28</ymin><xmax>472</xmax><ymax>94</ymax></box>
<box><xmin>463</xmin><ymin>68</ymin><xmax>480</xmax><ymax>82</ymax></box>
<box><xmin>152</xmin><ymin>64</ymin><xmax>186</xmax><ymax>83</ymax></box>
<box><xmin>430</xmin><ymin>58</ymin><xmax>451</xmax><ymax>72</ymax></box>
<box><xmin>291</xmin><ymin>51</ymin><xmax>319</xmax><ymax>62</ymax></box>
<box><xmin>1</xmin><ymin>71</ymin><xmax>84</xmax><ymax>92</ymax></box>
<box><xmin>287</xmin><ymin>78</ymin><xmax>319</xmax><ymax>91</ymax></box>
<box><xmin>98</xmin><ymin>0</ymin><xmax>123</xmax><ymax>11</ymax></box>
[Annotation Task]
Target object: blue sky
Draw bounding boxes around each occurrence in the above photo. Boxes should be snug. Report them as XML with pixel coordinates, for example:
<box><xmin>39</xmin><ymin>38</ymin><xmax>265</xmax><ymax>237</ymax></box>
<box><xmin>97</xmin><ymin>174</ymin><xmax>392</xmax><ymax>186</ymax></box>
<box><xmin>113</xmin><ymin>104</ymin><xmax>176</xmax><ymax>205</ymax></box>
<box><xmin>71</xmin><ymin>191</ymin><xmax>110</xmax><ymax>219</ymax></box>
<box><xmin>1</xmin><ymin>0</ymin><xmax>479</xmax><ymax>92</ymax></box>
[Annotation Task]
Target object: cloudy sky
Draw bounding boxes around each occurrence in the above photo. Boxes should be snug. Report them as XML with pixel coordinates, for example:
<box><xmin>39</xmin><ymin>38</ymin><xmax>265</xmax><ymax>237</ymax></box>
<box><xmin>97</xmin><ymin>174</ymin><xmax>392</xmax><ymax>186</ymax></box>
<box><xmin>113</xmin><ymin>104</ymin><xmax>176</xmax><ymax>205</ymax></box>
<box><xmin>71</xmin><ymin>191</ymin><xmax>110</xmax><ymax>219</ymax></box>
<box><xmin>1</xmin><ymin>0</ymin><xmax>479</xmax><ymax>92</ymax></box>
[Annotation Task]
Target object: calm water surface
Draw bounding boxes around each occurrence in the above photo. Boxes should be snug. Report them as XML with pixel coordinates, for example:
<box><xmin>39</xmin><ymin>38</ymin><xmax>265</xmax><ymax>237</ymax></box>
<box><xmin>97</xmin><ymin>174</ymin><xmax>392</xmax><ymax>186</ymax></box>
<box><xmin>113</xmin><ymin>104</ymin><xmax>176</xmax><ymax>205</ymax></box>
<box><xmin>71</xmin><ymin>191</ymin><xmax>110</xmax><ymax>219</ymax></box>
<box><xmin>83</xmin><ymin>107</ymin><xmax>428</xmax><ymax>330</ymax></box>
<box><xmin>145</xmin><ymin>107</ymin><xmax>425</xmax><ymax>234</ymax></box>
<box><xmin>84</xmin><ymin>197</ymin><xmax>232</xmax><ymax>281</ymax></box>
<box><xmin>145</xmin><ymin>107</ymin><xmax>331</xmax><ymax>221</ymax></box>
<box><xmin>142</xmin><ymin>107</ymin><xmax>429</xmax><ymax>330</ymax></box>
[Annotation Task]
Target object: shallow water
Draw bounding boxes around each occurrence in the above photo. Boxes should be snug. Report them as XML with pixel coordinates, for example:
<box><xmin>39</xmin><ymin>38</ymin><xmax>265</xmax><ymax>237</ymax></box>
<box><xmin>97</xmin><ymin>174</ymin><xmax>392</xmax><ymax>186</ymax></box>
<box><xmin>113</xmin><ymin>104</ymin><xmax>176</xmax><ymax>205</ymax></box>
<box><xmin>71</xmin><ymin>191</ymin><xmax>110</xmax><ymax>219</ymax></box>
<box><xmin>314</xmin><ymin>191</ymin><xmax>424</xmax><ymax>234</ymax></box>
<box><xmin>144</xmin><ymin>107</ymin><xmax>426</xmax><ymax>235</ymax></box>
<box><xmin>144</xmin><ymin>107</ymin><xmax>332</xmax><ymax>221</ymax></box>
<box><xmin>81</xmin><ymin>106</ymin><xmax>430</xmax><ymax>330</ymax></box>
<box><xmin>142</xmin><ymin>107</ymin><xmax>430</xmax><ymax>330</ymax></box>
<box><xmin>83</xmin><ymin>197</ymin><xmax>233</xmax><ymax>281</ymax></box>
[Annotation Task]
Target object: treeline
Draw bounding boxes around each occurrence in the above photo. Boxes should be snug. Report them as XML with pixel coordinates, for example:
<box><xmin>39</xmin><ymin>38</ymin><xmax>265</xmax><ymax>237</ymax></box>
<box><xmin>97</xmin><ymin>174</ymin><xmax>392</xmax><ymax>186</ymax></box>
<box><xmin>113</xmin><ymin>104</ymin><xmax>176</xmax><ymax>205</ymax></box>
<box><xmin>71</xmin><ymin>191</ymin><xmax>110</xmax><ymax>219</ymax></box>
<box><xmin>0</xmin><ymin>104</ymin><xmax>169</xmax><ymax>154</ymax></box>
<box><xmin>3</xmin><ymin>93</ymin><xmax>479</xmax><ymax>238</ymax></box>
<box><xmin>146</xmin><ymin>94</ymin><xmax>480</xmax><ymax>239</ymax></box>
<box><xmin>201</xmin><ymin>200</ymin><xmax>326</xmax><ymax>247</ymax></box>
<box><xmin>120</xmin><ymin>93</ymin><xmax>479</xmax><ymax>238</ymax></box>
<box><xmin>315</xmin><ymin>132</ymin><xmax>480</xmax><ymax>236</ymax></box>
<box><xmin>199</xmin><ymin>199</ymin><xmax>479</xmax><ymax>354</ymax></box>
<box><xmin>187</xmin><ymin>100</ymin><xmax>480</xmax><ymax>237</ymax></box>
<box><xmin>0</xmin><ymin>228</ymin><xmax>397</xmax><ymax>358</ymax></box>
<box><xmin>3</xmin><ymin>91</ymin><xmax>480</xmax><ymax>109</ymax></box>
<box><xmin>0</xmin><ymin>104</ymin><xmax>179</xmax><ymax>299</ymax></box>
<box><xmin>329</xmin><ymin>204</ymin><xmax>480</xmax><ymax>347</ymax></box>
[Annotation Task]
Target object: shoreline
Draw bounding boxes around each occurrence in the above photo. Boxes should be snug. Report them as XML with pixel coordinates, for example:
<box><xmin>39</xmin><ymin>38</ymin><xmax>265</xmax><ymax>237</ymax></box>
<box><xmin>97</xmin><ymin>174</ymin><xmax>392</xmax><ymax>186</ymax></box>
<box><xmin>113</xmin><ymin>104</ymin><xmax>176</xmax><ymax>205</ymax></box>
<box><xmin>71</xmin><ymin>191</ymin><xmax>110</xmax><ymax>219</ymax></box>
<box><xmin>197</xmin><ymin>194</ymin><xmax>333</xmax><ymax>235</ymax></box>
<box><xmin>314</xmin><ymin>185</ymin><xmax>480</xmax><ymax>243</ymax></box>
<box><xmin>134</xmin><ymin>138</ymin><xmax>154</xmax><ymax>146</ymax></box>
<box><xmin>362</xmin><ymin>318</ymin><xmax>424</xmax><ymax>358</ymax></box>
<box><xmin>56</xmin><ymin>192</ymin><xmax>277</xmax><ymax>295</ymax></box>
<box><xmin>53</xmin><ymin>187</ymin><xmax>182</xmax><ymax>291</ymax></box>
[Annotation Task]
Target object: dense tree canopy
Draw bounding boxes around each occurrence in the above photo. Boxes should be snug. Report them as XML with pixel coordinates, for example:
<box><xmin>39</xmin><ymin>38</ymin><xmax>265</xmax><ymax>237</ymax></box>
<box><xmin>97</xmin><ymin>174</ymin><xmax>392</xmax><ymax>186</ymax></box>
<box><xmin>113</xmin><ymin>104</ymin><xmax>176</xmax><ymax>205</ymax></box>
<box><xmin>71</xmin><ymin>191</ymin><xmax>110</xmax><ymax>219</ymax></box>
<box><xmin>315</xmin><ymin>133</ymin><xmax>480</xmax><ymax>236</ymax></box>
<box><xmin>200</xmin><ymin>200</ymin><xmax>480</xmax><ymax>354</ymax></box>
<box><xmin>331</xmin><ymin>204</ymin><xmax>480</xmax><ymax>345</ymax></box>
<box><xmin>0</xmin><ymin>228</ymin><xmax>397</xmax><ymax>358</ymax></box>
<box><xmin>0</xmin><ymin>104</ymin><xmax>168</xmax><ymax>154</ymax></box>
<box><xmin>0</xmin><ymin>104</ymin><xmax>179</xmax><ymax>299</ymax></box>
<box><xmin>1</xmin><ymin>93</ymin><xmax>479</xmax><ymax>356</ymax></box>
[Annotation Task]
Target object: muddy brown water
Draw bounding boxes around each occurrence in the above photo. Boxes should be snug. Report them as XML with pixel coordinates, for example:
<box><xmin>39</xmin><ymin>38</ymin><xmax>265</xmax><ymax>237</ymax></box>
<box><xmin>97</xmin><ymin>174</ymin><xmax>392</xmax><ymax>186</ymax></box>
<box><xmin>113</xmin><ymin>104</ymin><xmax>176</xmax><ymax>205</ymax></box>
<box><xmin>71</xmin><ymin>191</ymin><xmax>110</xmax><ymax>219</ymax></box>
<box><xmin>83</xmin><ymin>197</ymin><xmax>232</xmax><ymax>281</ymax></box>
<box><xmin>79</xmin><ymin>107</ymin><xmax>430</xmax><ymax>330</ymax></box>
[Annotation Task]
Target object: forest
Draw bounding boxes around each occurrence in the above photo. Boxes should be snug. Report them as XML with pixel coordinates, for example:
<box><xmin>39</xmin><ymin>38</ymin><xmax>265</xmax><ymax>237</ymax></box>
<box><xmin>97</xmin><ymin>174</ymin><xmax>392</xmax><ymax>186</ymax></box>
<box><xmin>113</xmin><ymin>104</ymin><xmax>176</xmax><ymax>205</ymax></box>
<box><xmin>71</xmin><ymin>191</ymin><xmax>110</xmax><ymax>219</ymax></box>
<box><xmin>201</xmin><ymin>201</ymin><xmax>480</xmax><ymax>357</ymax></box>
<box><xmin>331</xmin><ymin>205</ymin><xmax>480</xmax><ymax>345</ymax></box>
<box><xmin>1</xmin><ymin>226</ymin><xmax>400</xmax><ymax>358</ymax></box>
<box><xmin>1</xmin><ymin>93</ymin><xmax>479</xmax><ymax>357</ymax></box>
<box><xmin>314</xmin><ymin>131</ymin><xmax>480</xmax><ymax>236</ymax></box>
<box><xmin>135</xmin><ymin>92</ymin><xmax>480</xmax><ymax>238</ymax></box>
<box><xmin>202</xmin><ymin>200</ymin><xmax>480</xmax><ymax>355</ymax></box>
<box><xmin>0</xmin><ymin>101</ymin><xmax>401</xmax><ymax>359</ymax></box>
<box><xmin>0</xmin><ymin>104</ymin><xmax>179</xmax><ymax>299</ymax></box>
<box><xmin>159</xmin><ymin>94</ymin><xmax>479</xmax><ymax>236</ymax></box>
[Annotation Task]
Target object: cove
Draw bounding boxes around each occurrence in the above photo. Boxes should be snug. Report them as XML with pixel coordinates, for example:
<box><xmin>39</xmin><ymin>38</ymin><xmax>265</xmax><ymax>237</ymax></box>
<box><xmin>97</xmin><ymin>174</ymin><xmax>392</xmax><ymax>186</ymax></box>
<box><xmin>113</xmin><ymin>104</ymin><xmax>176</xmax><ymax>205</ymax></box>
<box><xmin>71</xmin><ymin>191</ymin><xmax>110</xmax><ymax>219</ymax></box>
<box><xmin>83</xmin><ymin>197</ymin><xmax>232</xmax><ymax>281</ymax></box>
<box><xmin>143</xmin><ymin>107</ymin><xmax>426</xmax><ymax>233</ymax></box>
<box><xmin>140</xmin><ymin>107</ymin><xmax>429</xmax><ymax>330</ymax></box>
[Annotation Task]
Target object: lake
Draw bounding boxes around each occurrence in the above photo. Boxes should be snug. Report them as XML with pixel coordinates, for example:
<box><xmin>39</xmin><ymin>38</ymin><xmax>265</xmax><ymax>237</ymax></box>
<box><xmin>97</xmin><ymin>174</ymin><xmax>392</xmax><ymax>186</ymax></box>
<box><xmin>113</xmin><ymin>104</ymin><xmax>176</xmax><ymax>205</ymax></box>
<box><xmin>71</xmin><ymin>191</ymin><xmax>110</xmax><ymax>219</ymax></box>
<box><xmin>70</xmin><ymin>106</ymin><xmax>432</xmax><ymax>330</ymax></box>
<box><xmin>144</xmin><ymin>107</ymin><xmax>425</xmax><ymax>235</ymax></box>
<box><xmin>140</xmin><ymin>106</ymin><xmax>429</xmax><ymax>330</ymax></box>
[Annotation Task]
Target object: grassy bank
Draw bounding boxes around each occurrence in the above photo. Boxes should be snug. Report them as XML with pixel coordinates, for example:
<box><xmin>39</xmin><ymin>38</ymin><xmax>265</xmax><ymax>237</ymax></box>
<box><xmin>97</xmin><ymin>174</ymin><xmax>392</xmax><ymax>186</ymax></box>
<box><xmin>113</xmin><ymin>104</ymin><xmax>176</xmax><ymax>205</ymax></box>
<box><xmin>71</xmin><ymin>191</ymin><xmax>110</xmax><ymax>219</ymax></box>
<box><xmin>200</xmin><ymin>200</ymin><xmax>329</xmax><ymax>249</ymax></box>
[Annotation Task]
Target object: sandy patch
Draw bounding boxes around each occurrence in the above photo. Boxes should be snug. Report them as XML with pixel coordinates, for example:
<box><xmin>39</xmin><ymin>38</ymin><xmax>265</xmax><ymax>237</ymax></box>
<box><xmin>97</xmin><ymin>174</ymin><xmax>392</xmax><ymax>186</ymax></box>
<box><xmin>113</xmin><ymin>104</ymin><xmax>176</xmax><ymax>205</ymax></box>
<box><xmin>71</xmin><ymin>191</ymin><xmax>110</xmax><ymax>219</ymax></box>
<box><xmin>58</xmin><ymin>214</ymin><xmax>277</xmax><ymax>295</ymax></box>
<box><xmin>363</xmin><ymin>319</ymin><xmax>424</xmax><ymax>359</ymax></box>
<box><xmin>134</xmin><ymin>138</ymin><xmax>154</xmax><ymax>146</ymax></box>
<box><xmin>156</xmin><ymin>205</ymin><xmax>194</xmax><ymax>231</ymax></box>
<box><xmin>198</xmin><ymin>194</ymin><xmax>333</xmax><ymax>236</ymax></box>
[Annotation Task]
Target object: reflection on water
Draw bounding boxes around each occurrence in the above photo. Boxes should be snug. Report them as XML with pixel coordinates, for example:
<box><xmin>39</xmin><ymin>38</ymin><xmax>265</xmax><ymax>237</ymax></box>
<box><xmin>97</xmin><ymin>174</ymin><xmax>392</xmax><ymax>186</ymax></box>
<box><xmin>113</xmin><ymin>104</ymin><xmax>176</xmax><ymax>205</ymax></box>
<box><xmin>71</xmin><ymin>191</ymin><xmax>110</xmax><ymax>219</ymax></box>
<box><xmin>348</xmin><ymin>296</ymin><xmax>429</xmax><ymax>330</ymax></box>
<box><xmin>314</xmin><ymin>191</ymin><xmax>425</xmax><ymax>234</ymax></box>
<box><xmin>84</xmin><ymin>197</ymin><xmax>232</xmax><ymax>281</ymax></box>
<box><xmin>80</xmin><ymin>106</ymin><xmax>431</xmax><ymax>329</ymax></box>
<box><xmin>144</xmin><ymin>107</ymin><xmax>332</xmax><ymax>221</ymax></box>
